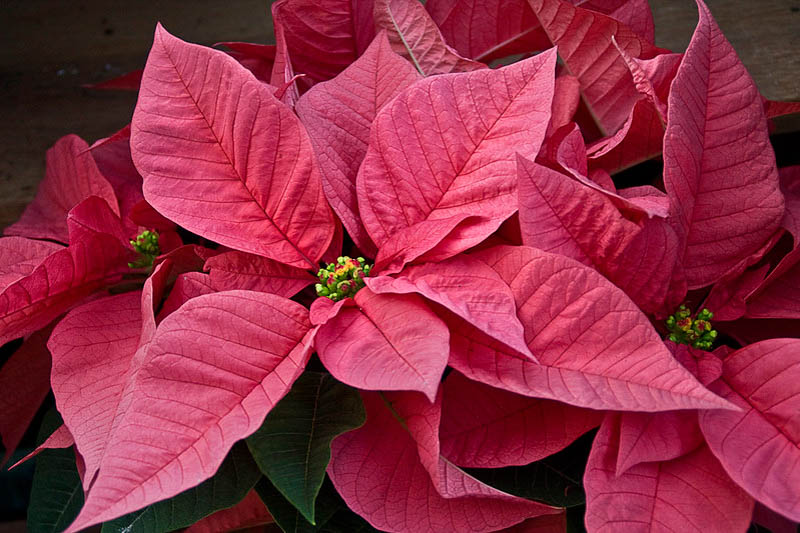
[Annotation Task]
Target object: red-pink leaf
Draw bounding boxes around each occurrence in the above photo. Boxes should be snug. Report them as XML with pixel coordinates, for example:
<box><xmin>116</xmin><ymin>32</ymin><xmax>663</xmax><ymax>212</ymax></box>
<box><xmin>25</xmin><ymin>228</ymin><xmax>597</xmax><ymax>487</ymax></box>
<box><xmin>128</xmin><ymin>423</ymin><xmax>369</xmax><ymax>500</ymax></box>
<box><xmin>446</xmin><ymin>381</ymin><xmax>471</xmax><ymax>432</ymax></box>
<box><xmin>586</xmin><ymin>99</ymin><xmax>664</xmax><ymax>174</ymax></box>
<box><xmin>366</xmin><ymin>254</ymin><xmax>534</xmax><ymax>360</ymax></box>
<box><xmin>503</xmin><ymin>512</ymin><xmax>566</xmax><ymax>533</ymax></box>
<box><xmin>373</xmin><ymin>214</ymin><xmax>497</xmax><ymax>275</ymax></box>
<box><xmin>752</xmin><ymin>503</ymin><xmax>800</xmax><ymax>533</ymax></box>
<box><xmin>358</xmin><ymin>50</ymin><xmax>556</xmax><ymax>256</ymax></box>
<box><xmin>616</xmin><ymin>410</ymin><xmax>703</xmax><ymax>475</ymax></box>
<box><xmin>48</xmin><ymin>291</ymin><xmax>143</xmax><ymax>490</ymax></box>
<box><xmin>585</xmin><ymin>414</ymin><xmax>754</xmax><ymax>532</ymax></box>
<box><xmin>582</xmin><ymin>0</ymin><xmax>656</xmax><ymax>44</ymax></box>
<box><xmin>440</xmin><ymin>371</ymin><xmax>600</xmax><ymax>468</ymax></box>
<box><xmin>425</xmin><ymin>0</ymin><xmax>551</xmax><ymax>62</ymax></box>
<box><xmin>131</xmin><ymin>25</ymin><xmax>334</xmax><ymax>269</ymax></box>
<box><xmin>215</xmin><ymin>42</ymin><xmax>276</xmax><ymax>83</ymax></box>
<box><xmin>269</xmin><ymin>20</ymin><xmax>301</xmax><ymax>107</ymax></box>
<box><xmin>271</xmin><ymin>0</ymin><xmax>374</xmax><ymax>84</ymax></box>
<box><xmin>315</xmin><ymin>288</ymin><xmax>449</xmax><ymax>402</ymax></box>
<box><xmin>5</xmin><ymin>134</ymin><xmax>119</xmax><ymax>243</ymax></box>
<box><xmin>745</xmin><ymin>245</ymin><xmax>800</xmax><ymax>319</ymax></box>
<box><xmin>374</xmin><ymin>0</ymin><xmax>485</xmax><ymax>76</ymax></box>
<box><xmin>526</xmin><ymin>0</ymin><xmax>662</xmax><ymax>134</ymax></box>
<box><xmin>328</xmin><ymin>391</ymin><xmax>557</xmax><ymax>532</ymax></box>
<box><xmin>662</xmin><ymin>0</ymin><xmax>784</xmax><ymax>289</ymax></box>
<box><xmin>0</xmin><ymin>329</ymin><xmax>52</xmax><ymax>465</ymax></box>
<box><xmin>67</xmin><ymin>196</ymin><xmax>129</xmax><ymax>245</ymax></box>
<box><xmin>83</xmin><ymin>69</ymin><xmax>143</xmax><ymax>91</ymax></box>
<box><xmin>65</xmin><ymin>290</ymin><xmax>315</xmax><ymax>531</ymax></box>
<box><xmin>296</xmin><ymin>31</ymin><xmax>421</xmax><ymax>256</ymax></box>
<box><xmin>204</xmin><ymin>250</ymin><xmax>315</xmax><ymax>298</ymax></box>
<box><xmin>185</xmin><ymin>489</ymin><xmax>274</xmax><ymax>533</ymax></box>
<box><xmin>703</xmin><ymin>264</ymin><xmax>769</xmax><ymax>321</ymax></box>
<box><xmin>158</xmin><ymin>272</ymin><xmax>216</xmax><ymax>319</ymax></box>
<box><xmin>89</xmin><ymin>125</ymin><xmax>145</xmax><ymax>236</ymax></box>
<box><xmin>0</xmin><ymin>233</ymin><xmax>129</xmax><ymax>346</ymax></box>
<box><xmin>0</xmin><ymin>237</ymin><xmax>62</xmax><ymax>289</ymax></box>
<box><xmin>450</xmin><ymin>246</ymin><xmax>734</xmax><ymax>412</ymax></box>
<box><xmin>517</xmin><ymin>153</ymin><xmax>682</xmax><ymax>313</ymax></box>
<box><xmin>699</xmin><ymin>338</ymin><xmax>800</xmax><ymax>521</ymax></box>
<box><xmin>11</xmin><ymin>424</ymin><xmax>76</xmax><ymax>470</ymax></box>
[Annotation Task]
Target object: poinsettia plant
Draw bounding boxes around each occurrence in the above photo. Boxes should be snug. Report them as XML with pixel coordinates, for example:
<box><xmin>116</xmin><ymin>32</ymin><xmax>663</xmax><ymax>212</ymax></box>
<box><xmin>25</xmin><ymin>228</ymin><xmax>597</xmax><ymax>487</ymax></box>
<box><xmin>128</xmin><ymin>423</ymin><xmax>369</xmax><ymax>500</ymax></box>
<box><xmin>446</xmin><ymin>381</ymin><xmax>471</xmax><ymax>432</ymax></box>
<box><xmin>2</xmin><ymin>0</ymin><xmax>800</xmax><ymax>531</ymax></box>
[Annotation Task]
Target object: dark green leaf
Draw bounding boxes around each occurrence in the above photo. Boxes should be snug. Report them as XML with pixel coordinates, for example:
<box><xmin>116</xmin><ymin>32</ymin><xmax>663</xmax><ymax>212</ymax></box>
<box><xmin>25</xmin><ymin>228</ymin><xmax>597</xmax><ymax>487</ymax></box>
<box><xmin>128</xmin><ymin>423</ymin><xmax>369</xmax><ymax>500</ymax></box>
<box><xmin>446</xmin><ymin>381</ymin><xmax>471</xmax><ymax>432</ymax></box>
<box><xmin>566</xmin><ymin>504</ymin><xmax>587</xmax><ymax>533</ymax></box>
<box><xmin>28</xmin><ymin>410</ymin><xmax>84</xmax><ymax>533</ymax></box>
<box><xmin>255</xmin><ymin>476</ymin><xmax>377</xmax><ymax>533</ymax></box>
<box><xmin>466</xmin><ymin>429</ymin><xmax>597</xmax><ymax>508</ymax></box>
<box><xmin>247</xmin><ymin>372</ymin><xmax>365</xmax><ymax>524</ymax></box>
<box><xmin>101</xmin><ymin>441</ymin><xmax>260</xmax><ymax>533</ymax></box>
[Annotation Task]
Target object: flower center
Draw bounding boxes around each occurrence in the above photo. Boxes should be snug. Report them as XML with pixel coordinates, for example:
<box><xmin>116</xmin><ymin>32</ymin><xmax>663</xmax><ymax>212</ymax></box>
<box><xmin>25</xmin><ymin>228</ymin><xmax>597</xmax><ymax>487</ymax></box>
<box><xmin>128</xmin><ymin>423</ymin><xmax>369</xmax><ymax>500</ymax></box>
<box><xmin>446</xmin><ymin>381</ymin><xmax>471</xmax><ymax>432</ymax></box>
<box><xmin>129</xmin><ymin>230</ymin><xmax>160</xmax><ymax>269</ymax></box>
<box><xmin>316</xmin><ymin>256</ymin><xmax>372</xmax><ymax>301</ymax></box>
<box><xmin>665</xmin><ymin>305</ymin><xmax>717</xmax><ymax>350</ymax></box>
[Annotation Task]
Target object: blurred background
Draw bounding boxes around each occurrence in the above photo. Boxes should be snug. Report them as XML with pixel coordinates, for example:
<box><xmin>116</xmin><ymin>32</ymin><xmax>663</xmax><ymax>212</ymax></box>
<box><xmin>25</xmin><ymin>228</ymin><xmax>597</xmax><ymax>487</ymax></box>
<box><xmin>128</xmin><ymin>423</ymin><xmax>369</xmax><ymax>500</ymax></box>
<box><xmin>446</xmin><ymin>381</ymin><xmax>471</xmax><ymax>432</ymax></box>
<box><xmin>0</xmin><ymin>0</ymin><xmax>798</xmax><ymax>530</ymax></box>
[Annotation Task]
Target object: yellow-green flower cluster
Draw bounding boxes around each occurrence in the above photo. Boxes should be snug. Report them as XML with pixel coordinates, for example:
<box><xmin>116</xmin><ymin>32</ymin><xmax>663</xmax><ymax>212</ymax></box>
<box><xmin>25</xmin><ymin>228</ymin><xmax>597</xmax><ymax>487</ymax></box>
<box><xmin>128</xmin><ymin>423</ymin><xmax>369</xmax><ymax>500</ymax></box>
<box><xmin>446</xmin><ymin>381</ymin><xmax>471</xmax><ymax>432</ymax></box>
<box><xmin>316</xmin><ymin>256</ymin><xmax>372</xmax><ymax>301</ymax></box>
<box><xmin>666</xmin><ymin>305</ymin><xmax>717</xmax><ymax>350</ymax></box>
<box><xmin>128</xmin><ymin>230</ymin><xmax>160</xmax><ymax>269</ymax></box>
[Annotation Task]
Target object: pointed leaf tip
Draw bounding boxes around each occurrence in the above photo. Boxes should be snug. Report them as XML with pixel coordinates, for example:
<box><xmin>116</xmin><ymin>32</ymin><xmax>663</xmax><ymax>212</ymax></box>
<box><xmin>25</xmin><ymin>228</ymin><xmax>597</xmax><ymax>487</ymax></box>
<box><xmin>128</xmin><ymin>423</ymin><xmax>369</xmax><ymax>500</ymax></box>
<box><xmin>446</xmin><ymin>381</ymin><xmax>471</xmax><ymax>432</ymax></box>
<box><xmin>132</xmin><ymin>24</ymin><xmax>333</xmax><ymax>269</ymax></box>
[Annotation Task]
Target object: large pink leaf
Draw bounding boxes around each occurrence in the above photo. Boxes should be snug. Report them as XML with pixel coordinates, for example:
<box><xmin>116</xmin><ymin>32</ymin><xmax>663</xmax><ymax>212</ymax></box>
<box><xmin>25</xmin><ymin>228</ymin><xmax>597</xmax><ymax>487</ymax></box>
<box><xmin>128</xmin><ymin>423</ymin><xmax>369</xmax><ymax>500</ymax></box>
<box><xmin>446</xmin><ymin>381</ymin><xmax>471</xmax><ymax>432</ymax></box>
<box><xmin>426</xmin><ymin>0</ymin><xmax>551</xmax><ymax>62</ymax></box>
<box><xmin>366</xmin><ymin>254</ymin><xmax>534</xmax><ymax>360</ymax></box>
<box><xmin>131</xmin><ymin>25</ymin><xmax>334</xmax><ymax>269</ymax></box>
<box><xmin>65</xmin><ymin>290</ymin><xmax>315</xmax><ymax>531</ymax></box>
<box><xmin>0</xmin><ymin>237</ymin><xmax>62</xmax><ymax>288</ymax></box>
<box><xmin>440</xmin><ymin>371</ymin><xmax>601</xmax><ymax>468</ymax></box>
<box><xmin>374</xmin><ymin>0</ymin><xmax>485</xmax><ymax>76</ymax></box>
<box><xmin>204</xmin><ymin>250</ymin><xmax>315</xmax><ymax>298</ymax></box>
<box><xmin>271</xmin><ymin>0</ymin><xmax>375</xmax><ymax>84</ymax></box>
<box><xmin>48</xmin><ymin>291</ymin><xmax>143</xmax><ymax>490</ymax></box>
<box><xmin>0</xmin><ymin>328</ymin><xmax>52</xmax><ymax>465</ymax></box>
<box><xmin>662</xmin><ymin>0</ymin><xmax>784</xmax><ymax>289</ymax></box>
<box><xmin>699</xmin><ymin>339</ymin><xmax>800</xmax><ymax>521</ymax></box>
<box><xmin>328</xmin><ymin>391</ymin><xmax>557</xmax><ymax>532</ymax></box>
<box><xmin>517</xmin><ymin>153</ymin><xmax>682</xmax><ymax>313</ymax></box>
<box><xmin>449</xmin><ymin>246</ymin><xmax>734</xmax><ymax>412</ymax></box>
<box><xmin>315</xmin><ymin>288</ymin><xmax>449</xmax><ymax>401</ymax></box>
<box><xmin>526</xmin><ymin>0</ymin><xmax>662</xmax><ymax>134</ymax></box>
<box><xmin>295</xmin><ymin>31</ymin><xmax>421</xmax><ymax>256</ymax></box>
<box><xmin>616</xmin><ymin>410</ymin><xmax>703</xmax><ymax>475</ymax></box>
<box><xmin>47</xmin><ymin>258</ymin><xmax>177</xmax><ymax>491</ymax></box>
<box><xmin>357</xmin><ymin>49</ymin><xmax>556</xmax><ymax>256</ymax></box>
<box><xmin>5</xmin><ymin>134</ymin><xmax>119</xmax><ymax>243</ymax></box>
<box><xmin>0</xmin><ymin>233</ymin><xmax>129</xmax><ymax>346</ymax></box>
<box><xmin>585</xmin><ymin>414</ymin><xmax>754</xmax><ymax>532</ymax></box>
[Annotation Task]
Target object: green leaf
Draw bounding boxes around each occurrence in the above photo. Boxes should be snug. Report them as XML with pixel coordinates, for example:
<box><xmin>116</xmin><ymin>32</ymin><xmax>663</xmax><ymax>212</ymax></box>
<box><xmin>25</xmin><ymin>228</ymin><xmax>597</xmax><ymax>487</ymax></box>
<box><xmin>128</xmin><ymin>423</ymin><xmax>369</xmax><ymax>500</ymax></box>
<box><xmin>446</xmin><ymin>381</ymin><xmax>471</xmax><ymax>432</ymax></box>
<box><xmin>247</xmin><ymin>372</ymin><xmax>365</xmax><ymax>524</ymax></box>
<box><xmin>28</xmin><ymin>410</ymin><xmax>84</xmax><ymax>533</ymax></box>
<box><xmin>255</xmin><ymin>477</ymin><xmax>377</xmax><ymax>533</ymax></box>
<box><xmin>566</xmin><ymin>504</ymin><xmax>587</xmax><ymax>533</ymax></box>
<box><xmin>101</xmin><ymin>441</ymin><xmax>260</xmax><ymax>533</ymax></box>
<box><xmin>466</xmin><ymin>429</ymin><xmax>597</xmax><ymax>508</ymax></box>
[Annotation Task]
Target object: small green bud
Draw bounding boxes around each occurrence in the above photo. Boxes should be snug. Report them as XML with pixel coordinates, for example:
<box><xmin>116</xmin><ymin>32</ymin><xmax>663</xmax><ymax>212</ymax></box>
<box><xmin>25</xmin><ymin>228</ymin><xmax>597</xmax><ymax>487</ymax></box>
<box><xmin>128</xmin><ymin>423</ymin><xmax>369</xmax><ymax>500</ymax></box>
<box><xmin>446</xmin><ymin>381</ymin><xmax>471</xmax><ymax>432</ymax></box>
<box><xmin>315</xmin><ymin>256</ymin><xmax>373</xmax><ymax>300</ymax></box>
<box><xmin>665</xmin><ymin>303</ymin><xmax>718</xmax><ymax>351</ymax></box>
<box><xmin>128</xmin><ymin>230</ymin><xmax>160</xmax><ymax>269</ymax></box>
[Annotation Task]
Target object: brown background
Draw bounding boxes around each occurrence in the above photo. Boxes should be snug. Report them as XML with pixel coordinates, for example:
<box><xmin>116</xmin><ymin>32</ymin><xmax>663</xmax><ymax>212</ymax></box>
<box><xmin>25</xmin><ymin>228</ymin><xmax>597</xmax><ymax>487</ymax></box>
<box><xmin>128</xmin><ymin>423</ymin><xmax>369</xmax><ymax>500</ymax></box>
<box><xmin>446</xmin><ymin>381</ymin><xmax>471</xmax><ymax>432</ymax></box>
<box><xmin>1</xmin><ymin>0</ymin><xmax>798</xmax><ymax>230</ymax></box>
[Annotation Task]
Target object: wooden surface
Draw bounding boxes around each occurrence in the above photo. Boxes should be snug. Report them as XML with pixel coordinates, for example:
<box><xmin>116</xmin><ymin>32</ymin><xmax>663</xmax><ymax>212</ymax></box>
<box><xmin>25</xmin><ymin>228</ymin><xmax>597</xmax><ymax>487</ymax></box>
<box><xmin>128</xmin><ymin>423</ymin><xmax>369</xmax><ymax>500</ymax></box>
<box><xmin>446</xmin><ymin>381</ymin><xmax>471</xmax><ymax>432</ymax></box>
<box><xmin>1</xmin><ymin>0</ymin><xmax>798</xmax><ymax>230</ymax></box>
